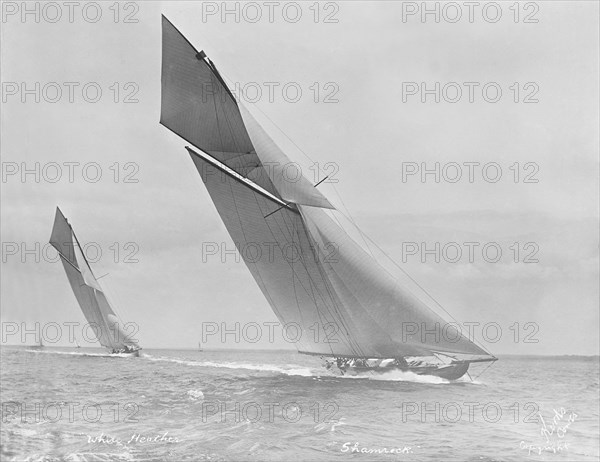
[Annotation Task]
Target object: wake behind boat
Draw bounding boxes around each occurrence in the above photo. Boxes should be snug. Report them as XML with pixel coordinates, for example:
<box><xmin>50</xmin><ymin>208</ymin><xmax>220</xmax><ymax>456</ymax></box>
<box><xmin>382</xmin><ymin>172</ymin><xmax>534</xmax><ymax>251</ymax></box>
<box><xmin>49</xmin><ymin>207</ymin><xmax>142</xmax><ymax>358</ymax></box>
<box><xmin>160</xmin><ymin>17</ymin><xmax>496</xmax><ymax>380</ymax></box>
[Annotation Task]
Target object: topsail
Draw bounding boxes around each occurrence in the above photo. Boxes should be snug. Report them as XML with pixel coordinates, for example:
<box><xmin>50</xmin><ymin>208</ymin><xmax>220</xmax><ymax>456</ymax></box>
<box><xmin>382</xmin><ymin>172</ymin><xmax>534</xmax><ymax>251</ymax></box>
<box><xmin>49</xmin><ymin>207</ymin><xmax>139</xmax><ymax>352</ymax></box>
<box><xmin>161</xmin><ymin>16</ymin><xmax>494</xmax><ymax>364</ymax></box>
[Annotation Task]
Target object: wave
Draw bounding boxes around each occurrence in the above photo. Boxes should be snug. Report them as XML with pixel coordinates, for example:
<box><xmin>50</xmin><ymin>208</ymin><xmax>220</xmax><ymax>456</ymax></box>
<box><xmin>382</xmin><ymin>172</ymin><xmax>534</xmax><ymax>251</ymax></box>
<box><xmin>143</xmin><ymin>354</ymin><xmax>316</xmax><ymax>377</ymax></box>
<box><xmin>141</xmin><ymin>355</ymin><xmax>482</xmax><ymax>384</ymax></box>
<box><xmin>187</xmin><ymin>389</ymin><xmax>205</xmax><ymax>401</ymax></box>
<box><xmin>63</xmin><ymin>452</ymin><xmax>134</xmax><ymax>462</ymax></box>
<box><xmin>344</xmin><ymin>369</ymin><xmax>450</xmax><ymax>384</ymax></box>
<box><xmin>23</xmin><ymin>349</ymin><xmax>135</xmax><ymax>358</ymax></box>
<box><xmin>19</xmin><ymin>350</ymin><xmax>483</xmax><ymax>384</ymax></box>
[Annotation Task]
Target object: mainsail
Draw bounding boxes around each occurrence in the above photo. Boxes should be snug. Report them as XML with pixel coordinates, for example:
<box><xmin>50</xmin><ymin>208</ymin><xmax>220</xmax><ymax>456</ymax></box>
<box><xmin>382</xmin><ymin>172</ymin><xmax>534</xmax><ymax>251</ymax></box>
<box><xmin>49</xmin><ymin>207</ymin><xmax>139</xmax><ymax>351</ymax></box>
<box><xmin>161</xmin><ymin>17</ymin><xmax>494</xmax><ymax>362</ymax></box>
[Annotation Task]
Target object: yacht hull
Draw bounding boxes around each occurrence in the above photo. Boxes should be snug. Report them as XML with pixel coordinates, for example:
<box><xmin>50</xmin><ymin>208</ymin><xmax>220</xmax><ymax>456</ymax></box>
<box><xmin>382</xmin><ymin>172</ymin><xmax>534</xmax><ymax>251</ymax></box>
<box><xmin>333</xmin><ymin>361</ymin><xmax>470</xmax><ymax>380</ymax></box>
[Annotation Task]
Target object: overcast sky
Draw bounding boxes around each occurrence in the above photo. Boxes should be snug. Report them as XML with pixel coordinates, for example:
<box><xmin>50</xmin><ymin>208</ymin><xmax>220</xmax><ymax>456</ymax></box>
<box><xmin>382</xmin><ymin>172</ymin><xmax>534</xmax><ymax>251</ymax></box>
<box><xmin>1</xmin><ymin>1</ymin><xmax>598</xmax><ymax>355</ymax></box>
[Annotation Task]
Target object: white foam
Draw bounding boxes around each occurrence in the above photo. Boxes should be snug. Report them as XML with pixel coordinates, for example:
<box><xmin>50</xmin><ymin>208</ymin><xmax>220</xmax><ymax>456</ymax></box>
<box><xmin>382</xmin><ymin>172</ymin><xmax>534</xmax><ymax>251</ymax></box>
<box><xmin>186</xmin><ymin>389</ymin><xmax>204</xmax><ymax>401</ymax></box>
<box><xmin>143</xmin><ymin>354</ymin><xmax>315</xmax><ymax>377</ymax></box>
<box><xmin>24</xmin><ymin>349</ymin><xmax>134</xmax><ymax>358</ymax></box>
<box><xmin>338</xmin><ymin>368</ymin><xmax>451</xmax><ymax>384</ymax></box>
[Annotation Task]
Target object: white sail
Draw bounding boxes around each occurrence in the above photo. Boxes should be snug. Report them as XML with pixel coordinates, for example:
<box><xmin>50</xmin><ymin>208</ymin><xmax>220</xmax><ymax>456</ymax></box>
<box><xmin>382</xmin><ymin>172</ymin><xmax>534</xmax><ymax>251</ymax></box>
<box><xmin>162</xmin><ymin>18</ymin><xmax>494</xmax><ymax>362</ymax></box>
<box><xmin>238</xmin><ymin>104</ymin><xmax>334</xmax><ymax>209</ymax></box>
<box><xmin>160</xmin><ymin>15</ymin><xmax>332</xmax><ymax>209</ymax></box>
<box><xmin>50</xmin><ymin>207</ymin><xmax>139</xmax><ymax>351</ymax></box>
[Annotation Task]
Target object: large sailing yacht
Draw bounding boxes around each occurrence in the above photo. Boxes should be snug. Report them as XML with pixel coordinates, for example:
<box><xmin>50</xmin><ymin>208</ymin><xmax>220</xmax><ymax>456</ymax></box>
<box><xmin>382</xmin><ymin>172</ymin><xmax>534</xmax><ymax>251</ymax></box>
<box><xmin>50</xmin><ymin>207</ymin><xmax>141</xmax><ymax>357</ymax></box>
<box><xmin>159</xmin><ymin>16</ymin><xmax>496</xmax><ymax>379</ymax></box>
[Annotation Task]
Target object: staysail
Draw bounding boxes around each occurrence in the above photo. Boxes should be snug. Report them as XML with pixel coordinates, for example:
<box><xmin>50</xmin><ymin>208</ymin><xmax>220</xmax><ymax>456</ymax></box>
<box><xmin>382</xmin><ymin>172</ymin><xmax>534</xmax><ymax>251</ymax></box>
<box><xmin>49</xmin><ymin>207</ymin><xmax>139</xmax><ymax>351</ymax></box>
<box><xmin>162</xmin><ymin>18</ymin><xmax>494</xmax><ymax>362</ymax></box>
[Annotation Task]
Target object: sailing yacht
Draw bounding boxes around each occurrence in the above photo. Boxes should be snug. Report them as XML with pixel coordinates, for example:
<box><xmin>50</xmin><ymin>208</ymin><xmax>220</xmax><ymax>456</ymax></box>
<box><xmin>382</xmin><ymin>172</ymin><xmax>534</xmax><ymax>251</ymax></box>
<box><xmin>159</xmin><ymin>16</ymin><xmax>496</xmax><ymax>380</ymax></box>
<box><xmin>49</xmin><ymin>208</ymin><xmax>141</xmax><ymax>357</ymax></box>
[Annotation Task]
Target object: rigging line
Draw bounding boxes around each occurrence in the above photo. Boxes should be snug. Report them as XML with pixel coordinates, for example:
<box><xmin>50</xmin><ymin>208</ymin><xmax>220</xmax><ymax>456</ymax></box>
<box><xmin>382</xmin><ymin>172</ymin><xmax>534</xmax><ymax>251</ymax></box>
<box><xmin>210</xmin><ymin>52</ymin><xmax>487</xmax><ymax>357</ymax></box>
<box><xmin>298</xmin><ymin>210</ymin><xmax>368</xmax><ymax>358</ymax></box>
<box><xmin>280</xmin><ymin>213</ymin><xmax>331</xmax><ymax>354</ymax></box>
<box><xmin>312</xmin><ymin>256</ymin><xmax>366</xmax><ymax>357</ymax></box>
<box><xmin>211</xmin><ymin>92</ymin><xmax>290</xmax><ymax>326</ymax></box>
<box><xmin>225</xmin><ymin>175</ymin><xmax>287</xmax><ymax>327</ymax></box>
<box><xmin>470</xmin><ymin>359</ymin><xmax>497</xmax><ymax>382</ymax></box>
<box><xmin>208</xmin><ymin>74</ymin><xmax>293</xmax><ymax>328</ymax></box>
<box><xmin>287</xmin><ymin>210</ymin><xmax>306</xmax><ymax>342</ymax></box>
<box><xmin>324</xmin><ymin>206</ymin><xmax>371</xmax><ymax>262</ymax></box>
<box><xmin>215</xmin><ymin>82</ymin><xmax>247</xmax><ymax>161</ymax></box>
<box><xmin>99</xmin><ymin>278</ymin><xmax>129</xmax><ymax>333</ymax></box>
<box><xmin>330</xmin><ymin>187</ymin><xmax>376</xmax><ymax>259</ymax></box>
<box><xmin>331</xmin><ymin>209</ymin><xmax>492</xmax><ymax>357</ymax></box>
<box><xmin>291</xmin><ymin>210</ymin><xmax>358</xmax><ymax>355</ymax></box>
<box><xmin>211</xmin><ymin>73</ymin><xmax>227</xmax><ymax>157</ymax></box>
<box><xmin>215</xmin><ymin>74</ymin><xmax>284</xmax><ymax>210</ymax></box>
<box><xmin>73</xmin><ymin>229</ymin><xmax>133</xmax><ymax>331</ymax></box>
<box><xmin>290</xmin><ymin>212</ymin><xmax>359</xmax><ymax>357</ymax></box>
<box><xmin>237</xmin><ymin>107</ymin><xmax>377</xmax><ymax>262</ymax></box>
<box><xmin>268</xmin><ymin>214</ymin><xmax>340</xmax><ymax>357</ymax></box>
<box><xmin>61</xmin><ymin>225</ymin><xmax>114</xmax><ymax>348</ymax></box>
<box><xmin>82</xmin><ymin>284</ymin><xmax>109</xmax><ymax>348</ymax></box>
<box><xmin>221</xmin><ymin>70</ymin><xmax>328</xmax><ymax>177</ymax></box>
<box><xmin>264</xmin><ymin>203</ymin><xmax>291</xmax><ymax>219</ymax></box>
<box><xmin>282</xmin><ymin>211</ymin><xmax>317</xmax><ymax>337</ymax></box>
<box><xmin>286</xmin><ymin>215</ymin><xmax>347</xmax><ymax>357</ymax></box>
<box><xmin>269</xmin><ymin>202</ymin><xmax>354</xmax><ymax>356</ymax></box>
<box><xmin>263</xmin><ymin>200</ymin><xmax>342</xmax><ymax>356</ymax></box>
<box><xmin>54</xmin><ymin>250</ymin><xmax>80</xmax><ymax>274</ymax></box>
<box><xmin>70</xmin><ymin>226</ymin><xmax>98</xmax><ymax>280</ymax></box>
<box><xmin>296</xmin><ymin>215</ymin><xmax>422</xmax><ymax>356</ymax></box>
<box><xmin>226</xmin><ymin>73</ymin><xmax>376</xmax><ymax>260</ymax></box>
<box><xmin>193</xmin><ymin>39</ymin><xmax>356</xmax><ymax>235</ymax></box>
<box><xmin>70</xmin><ymin>226</ymin><xmax>129</xmax><ymax>333</ymax></box>
<box><xmin>314</xmin><ymin>175</ymin><xmax>330</xmax><ymax>188</ymax></box>
<box><xmin>87</xmin><ymin>254</ymin><xmax>129</xmax><ymax>330</ymax></box>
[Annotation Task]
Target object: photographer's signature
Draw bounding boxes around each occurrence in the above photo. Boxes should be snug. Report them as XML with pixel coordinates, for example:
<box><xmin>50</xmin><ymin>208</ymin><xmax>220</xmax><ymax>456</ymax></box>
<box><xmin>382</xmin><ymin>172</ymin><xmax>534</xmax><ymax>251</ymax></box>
<box><xmin>520</xmin><ymin>407</ymin><xmax>577</xmax><ymax>455</ymax></box>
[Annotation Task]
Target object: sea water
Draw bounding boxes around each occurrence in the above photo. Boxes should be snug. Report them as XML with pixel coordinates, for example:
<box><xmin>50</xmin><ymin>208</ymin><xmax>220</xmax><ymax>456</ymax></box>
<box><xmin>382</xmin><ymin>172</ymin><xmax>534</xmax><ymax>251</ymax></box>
<box><xmin>1</xmin><ymin>348</ymin><xmax>598</xmax><ymax>461</ymax></box>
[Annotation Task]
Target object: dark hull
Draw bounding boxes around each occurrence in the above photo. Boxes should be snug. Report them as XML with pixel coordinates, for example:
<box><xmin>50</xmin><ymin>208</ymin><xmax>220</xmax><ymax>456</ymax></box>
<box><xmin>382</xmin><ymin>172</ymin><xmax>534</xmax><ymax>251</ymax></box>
<box><xmin>411</xmin><ymin>362</ymin><xmax>469</xmax><ymax>380</ymax></box>
<box><xmin>343</xmin><ymin>362</ymin><xmax>470</xmax><ymax>380</ymax></box>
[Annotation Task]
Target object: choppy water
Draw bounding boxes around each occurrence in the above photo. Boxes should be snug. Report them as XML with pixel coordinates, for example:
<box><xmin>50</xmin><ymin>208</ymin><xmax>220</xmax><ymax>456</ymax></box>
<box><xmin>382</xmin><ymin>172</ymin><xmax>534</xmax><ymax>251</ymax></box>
<box><xmin>1</xmin><ymin>348</ymin><xmax>598</xmax><ymax>461</ymax></box>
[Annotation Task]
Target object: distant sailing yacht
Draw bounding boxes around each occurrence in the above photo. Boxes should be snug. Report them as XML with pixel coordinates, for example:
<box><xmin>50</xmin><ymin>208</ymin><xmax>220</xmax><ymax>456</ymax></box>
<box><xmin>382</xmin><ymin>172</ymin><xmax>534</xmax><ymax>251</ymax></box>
<box><xmin>198</xmin><ymin>341</ymin><xmax>203</xmax><ymax>352</ymax></box>
<box><xmin>49</xmin><ymin>208</ymin><xmax>141</xmax><ymax>357</ymax></box>
<box><xmin>160</xmin><ymin>16</ymin><xmax>496</xmax><ymax>380</ymax></box>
